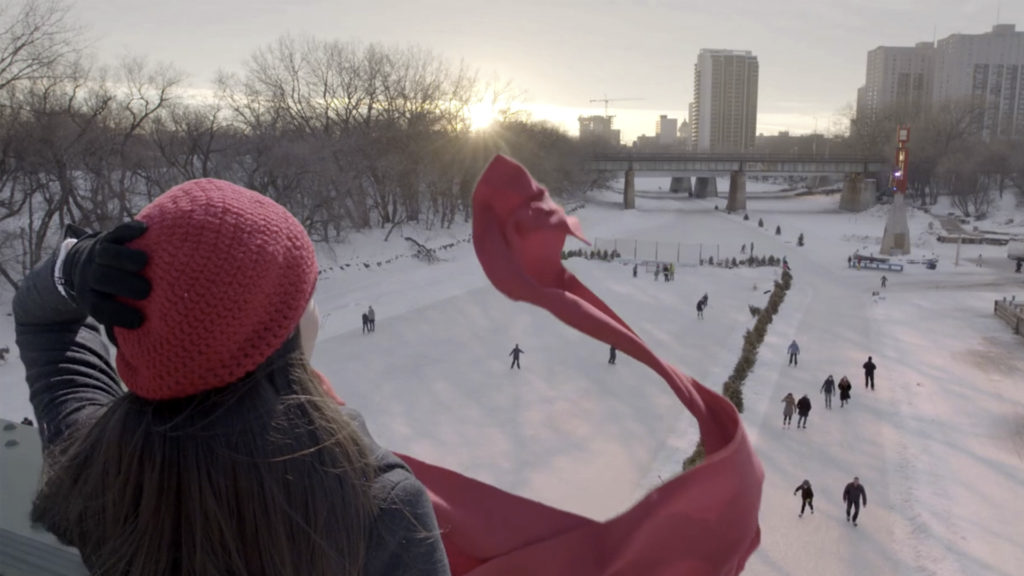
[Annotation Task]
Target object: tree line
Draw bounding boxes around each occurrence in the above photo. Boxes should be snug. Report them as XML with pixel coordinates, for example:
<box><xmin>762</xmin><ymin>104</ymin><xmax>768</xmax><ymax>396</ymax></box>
<box><xmin>0</xmin><ymin>0</ymin><xmax>610</xmax><ymax>289</ymax></box>
<box><xmin>845</xmin><ymin>98</ymin><xmax>1024</xmax><ymax>217</ymax></box>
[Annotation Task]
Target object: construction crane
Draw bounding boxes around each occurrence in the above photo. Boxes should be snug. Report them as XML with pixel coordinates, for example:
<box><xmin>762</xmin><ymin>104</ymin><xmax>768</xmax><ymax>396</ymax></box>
<box><xmin>589</xmin><ymin>96</ymin><xmax>644</xmax><ymax>117</ymax></box>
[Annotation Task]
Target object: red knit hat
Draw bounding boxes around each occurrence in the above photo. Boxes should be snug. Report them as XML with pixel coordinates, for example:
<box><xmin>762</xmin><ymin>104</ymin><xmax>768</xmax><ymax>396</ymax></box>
<box><xmin>114</xmin><ymin>179</ymin><xmax>318</xmax><ymax>401</ymax></box>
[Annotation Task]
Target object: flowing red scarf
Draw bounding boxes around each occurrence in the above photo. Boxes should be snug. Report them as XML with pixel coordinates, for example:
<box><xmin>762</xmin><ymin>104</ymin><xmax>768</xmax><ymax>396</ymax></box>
<box><xmin>387</xmin><ymin>155</ymin><xmax>762</xmax><ymax>575</ymax></box>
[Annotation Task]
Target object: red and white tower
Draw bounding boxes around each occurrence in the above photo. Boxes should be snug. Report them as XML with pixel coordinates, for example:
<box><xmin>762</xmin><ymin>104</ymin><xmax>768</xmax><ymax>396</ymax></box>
<box><xmin>880</xmin><ymin>125</ymin><xmax>911</xmax><ymax>255</ymax></box>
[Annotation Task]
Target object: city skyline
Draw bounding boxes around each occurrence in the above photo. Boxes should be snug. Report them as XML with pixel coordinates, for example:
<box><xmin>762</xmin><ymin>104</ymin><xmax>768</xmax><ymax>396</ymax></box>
<box><xmin>69</xmin><ymin>0</ymin><xmax>1024</xmax><ymax>142</ymax></box>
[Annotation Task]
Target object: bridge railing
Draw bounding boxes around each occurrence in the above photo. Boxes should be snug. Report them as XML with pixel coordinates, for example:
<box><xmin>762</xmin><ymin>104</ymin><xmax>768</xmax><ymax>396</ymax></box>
<box><xmin>589</xmin><ymin>151</ymin><xmax>889</xmax><ymax>164</ymax></box>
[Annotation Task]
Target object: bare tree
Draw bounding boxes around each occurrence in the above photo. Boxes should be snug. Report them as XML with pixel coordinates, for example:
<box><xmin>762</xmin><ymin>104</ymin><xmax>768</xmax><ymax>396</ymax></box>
<box><xmin>0</xmin><ymin>0</ymin><xmax>82</xmax><ymax>91</ymax></box>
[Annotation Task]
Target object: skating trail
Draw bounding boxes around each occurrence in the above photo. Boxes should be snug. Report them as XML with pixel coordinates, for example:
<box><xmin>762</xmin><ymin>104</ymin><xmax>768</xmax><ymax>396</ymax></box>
<box><xmin>1</xmin><ymin>178</ymin><xmax>1022</xmax><ymax>575</ymax></box>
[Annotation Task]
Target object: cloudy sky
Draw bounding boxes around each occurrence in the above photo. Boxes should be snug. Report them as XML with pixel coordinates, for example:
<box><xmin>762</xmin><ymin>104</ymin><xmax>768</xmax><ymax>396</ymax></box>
<box><xmin>71</xmin><ymin>0</ymin><xmax>1023</xmax><ymax>141</ymax></box>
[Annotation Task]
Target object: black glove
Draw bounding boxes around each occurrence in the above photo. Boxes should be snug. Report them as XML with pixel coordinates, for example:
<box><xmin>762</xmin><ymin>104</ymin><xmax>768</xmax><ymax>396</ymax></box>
<box><xmin>59</xmin><ymin>220</ymin><xmax>150</xmax><ymax>331</ymax></box>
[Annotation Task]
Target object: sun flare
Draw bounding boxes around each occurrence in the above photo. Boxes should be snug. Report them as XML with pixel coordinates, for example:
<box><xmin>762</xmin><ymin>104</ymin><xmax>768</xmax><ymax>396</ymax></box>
<box><xmin>468</xmin><ymin>102</ymin><xmax>497</xmax><ymax>132</ymax></box>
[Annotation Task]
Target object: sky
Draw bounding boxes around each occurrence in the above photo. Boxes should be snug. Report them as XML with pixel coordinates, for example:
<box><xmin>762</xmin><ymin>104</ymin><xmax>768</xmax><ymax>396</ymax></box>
<box><xmin>66</xmin><ymin>0</ymin><xmax>1024</xmax><ymax>142</ymax></box>
<box><xmin>3</xmin><ymin>174</ymin><xmax>1024</xmax><ymax>574</ymax></box>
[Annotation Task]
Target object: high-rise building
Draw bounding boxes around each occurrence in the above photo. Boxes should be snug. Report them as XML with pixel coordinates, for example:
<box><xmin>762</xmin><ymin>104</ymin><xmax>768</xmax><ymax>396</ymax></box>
<box><xmin>856</xmin><ymin>42</ymin><xmax>934</xmax><ymax>123</ymax></box>
<box><xmin>655</xmin><ymin>115</ymin><xmax>678</xmax><ymax>145</ymax></box>
<box><xmin>689</xmin><ymin>49</ymin><xmax>759</xmax><ymax>152</ymax></box>
<box><xmin>855</xmin><ymin>24</ymin><xmax>1024</xmax><ymax>140</ymax></box>
<box><xmin>932</xmin><ymin>24</ymin><xmax>1024</xmax><ymax>139</ymax></box>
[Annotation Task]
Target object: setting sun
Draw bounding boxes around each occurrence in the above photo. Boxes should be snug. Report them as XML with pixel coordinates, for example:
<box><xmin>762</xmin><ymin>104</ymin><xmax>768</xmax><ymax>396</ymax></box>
<box><xmin>468</xmin><ymin>102</ymin><xmax>497</xmax><ymax>131</ymax></box>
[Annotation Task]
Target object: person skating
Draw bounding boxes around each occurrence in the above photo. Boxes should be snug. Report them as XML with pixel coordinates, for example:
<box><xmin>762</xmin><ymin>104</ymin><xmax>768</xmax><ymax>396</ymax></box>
<box><xmin>881</xmin><ymin>275</ymin><xmax>888</xmax><ymax>289</ymax></box>
<box><xmin>795</xmin><ymin>394</ymin><xmax>812</xmax><ymax>429</ymax></box>
<box><xmin>696</xmin><ymin>299</ymin><xmax>705</xmax><ymax>319</ymax></box>
<box><xmin>367</xmin><ymin>305</ymin><xmax>376</xmax><ymax>332</ymax></box>
<box><xmin>863</xmin><ymin>356</ymin><xmax>876</xmax><ymax>390</ymax></box>
<box><xmin>781</xmin><ymin>393</ymin><xmax>796</xmax><ymax>428</ymax></box>
<box><xmin>793</xmin><ymin>480</ymin><xmax>814</xmax><ymax>517</ymax></box>
<box><xmin>608</xmin><ymin>345</ymin><xmax>616</xmax><ymax>365</ymax></box>
<box><xmin>632</xmin><ymin>263</ymin><xmax>637</xmax><ymax>278</ymax></box>
<box><xmin>787</xmin><ymin>339</ymin><xmax>800</xmax><ymax>366</ymax></box>
<box><xmin>509</xmin><ymin>344</ymin><xmax>525</xmax><ymax>369</ymax></box>
<box><xmin>843</xmin><ymin>477</ymin><xmax>867</xmax><ymax>526</ymax></box>
<box><xmin>361</xmin><ymin>312</ymin><xmax>370</xmax><ymax>334</ymax></box>
<box><xmin>837</xmin><ymin>376</ymin><xmax>852</xmax><ymax>407</ymax></box>
<box><xmin>820</xmin><ymin>375</ymin><xmax>836</xmax><ymax>409</ymax></box>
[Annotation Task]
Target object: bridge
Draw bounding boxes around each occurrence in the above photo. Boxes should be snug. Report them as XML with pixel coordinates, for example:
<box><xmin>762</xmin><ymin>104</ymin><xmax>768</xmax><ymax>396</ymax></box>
<box><xmin>586</xmin><ymin>152</ymin><xmax>890</xmax><ymax>212</ymax></box>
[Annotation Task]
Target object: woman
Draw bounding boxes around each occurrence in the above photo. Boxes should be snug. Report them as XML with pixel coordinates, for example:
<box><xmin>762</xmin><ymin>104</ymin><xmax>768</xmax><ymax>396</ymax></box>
<box><xmin>838</xmin><ymin>375</ymin><xmax>853</xmax><ymax>407</ymax></box>
<box><xmin>781</xmin><ymin>392</ymin><xmax>796</xmax><ymax>428</ymax></box>
<box><xmin>15</xmin><ymin>179</ymin><xmax>449</xmax><ymax>576</ymax></box>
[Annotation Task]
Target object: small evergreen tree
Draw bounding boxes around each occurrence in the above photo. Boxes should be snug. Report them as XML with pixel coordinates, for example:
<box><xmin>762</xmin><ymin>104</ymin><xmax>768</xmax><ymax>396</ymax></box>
<box><xmin>743</xmin><ymin>213</ymin><xmax>750</xmax><ymax>221</ymax></box>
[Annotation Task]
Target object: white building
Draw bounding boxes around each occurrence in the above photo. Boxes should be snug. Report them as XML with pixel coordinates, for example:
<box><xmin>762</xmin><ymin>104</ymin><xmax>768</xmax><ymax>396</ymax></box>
<box><xmin>855</xmin><ymin>24</ymin><xmax>1024</xmax><ymax>140</ymax></box>
<box><xmin>856</xmin><ymin>42</ymin><xmax>934</xmax><ymax>123</ymax></box>
<box><xmin>931</xmin><ymin>24</ymin><xmax>1024</xmax><ymax>139</ymax></box>
<box><xmin>655</xmin><ymin>115</ymin><xmax>678</xmax><ymax>145</ymax></box>
<box><xmin>690</xmin><ymin>49</ymin><xmax>759</xmax><ymax>152</ymax></box>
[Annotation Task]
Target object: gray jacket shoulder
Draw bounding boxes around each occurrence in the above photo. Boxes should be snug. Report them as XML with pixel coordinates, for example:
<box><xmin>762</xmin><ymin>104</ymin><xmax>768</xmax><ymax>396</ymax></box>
<box><xmin>340</xmin><ymin>407</ymin><xmax>450</xmax><ymax>576</ymax></box>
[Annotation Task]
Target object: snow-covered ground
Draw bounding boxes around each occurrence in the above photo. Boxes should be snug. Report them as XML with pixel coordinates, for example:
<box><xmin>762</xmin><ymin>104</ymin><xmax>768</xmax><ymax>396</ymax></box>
<box><xmin>2</xmin><ymin>175</ymin><xmax>1023</xmax><ymax>575</ymax></box>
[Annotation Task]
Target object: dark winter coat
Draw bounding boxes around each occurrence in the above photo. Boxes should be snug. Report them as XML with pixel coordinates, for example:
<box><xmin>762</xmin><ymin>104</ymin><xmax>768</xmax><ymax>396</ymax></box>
<box><xmin>794</xmin><ymin>484</ymin><xmax>814</xmax><ymax>501</ymax></box>
<box><xmin>12</xmin><ymin>251</ymin><xmax>449</xmax><ymax>576</ymax></box>
<box><xmin>863</xmin><ymin>359</ymin><xmax>876</xmax><ymax>375</ymax></box>
<box><xmin>820</xmin><ymin>376</ymin><xmax>836</xmax><ymax>395</ymax></box>
<box><xmin>837</xmin><ymin>378</ymin><xmax>852</xmax><ymax>400</ymax></box>
<box><xmin>510</xmin><ymin>346</ymin><xmax>524</xmax><ymax>359</ymax></box>
<box><xmin>796</xmin><ymin>396</ymin><xmax>812</xmax><ymax>416</ymax></box>
<box><xmin>843</xmin><ymin>482</ymin><xmax>867</xmax><ymax>506</ymax></box>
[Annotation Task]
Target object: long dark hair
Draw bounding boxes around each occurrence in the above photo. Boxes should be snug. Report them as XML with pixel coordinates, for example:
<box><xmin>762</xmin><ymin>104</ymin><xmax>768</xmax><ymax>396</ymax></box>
<box><xmin>32</xmin><ymin>335</ymin><xmax>377</xmax><ymax>576</ymax></box>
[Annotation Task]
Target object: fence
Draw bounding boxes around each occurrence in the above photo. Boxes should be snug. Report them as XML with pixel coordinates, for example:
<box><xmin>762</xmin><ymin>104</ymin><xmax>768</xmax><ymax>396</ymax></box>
<box><xmin>591</xmin><ymin>238</ymin><xmax>720</xmax><ymax>266</ymax></box>
<box><xmin>994</xmin><ymin>299</ymin><xmax>1024</xmax><ymax>335</ymax></box>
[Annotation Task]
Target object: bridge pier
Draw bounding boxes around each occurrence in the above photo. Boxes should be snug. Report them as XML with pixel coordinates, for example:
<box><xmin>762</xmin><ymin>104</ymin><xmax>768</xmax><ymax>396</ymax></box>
<box><xmin>623</xmin><ymin>168</ymin><xmax>636</xmax><ymax>209</ymax></box>
<box><xmin>838</xmin><ymin>174</ymin><xmax>876</xmax><ymax>212</ymax></box>
<box><xmin>694</xmin><ymin>176</ymin><xmax>718</xmax><ymax>198</ymax></box>
<box><xmin>669</xmin><ymin>176</ymin><xmax>692</xmax><ymax>195</ymax></box>
<box><xmin>726</xmin><ymin>171</ymin><xmax>746</xmax><ymax>212</ymax></box>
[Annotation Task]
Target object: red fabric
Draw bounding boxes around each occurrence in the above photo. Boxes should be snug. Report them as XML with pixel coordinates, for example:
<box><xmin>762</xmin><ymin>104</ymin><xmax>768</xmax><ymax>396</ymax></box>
<box><xmin>394</xmin><ymin>154</ymin><xmax>763</xmax><ymax>575</ymax></box>
<box><xmin>115</xmin><ymin>179</ymin><xmax>318</xmax><ymax>400</ymax></box>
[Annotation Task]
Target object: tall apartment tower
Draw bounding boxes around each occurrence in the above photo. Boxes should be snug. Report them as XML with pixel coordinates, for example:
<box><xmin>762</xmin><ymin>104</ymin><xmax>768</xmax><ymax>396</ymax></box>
<box><xmin>856</xmin><ymin>42</ymin><xmax>934</xmax><ymax>123</ymax></box>
<box><xmin>932</xmin><ymin>24</ymin><xmax>1024</xmax><ymax>139</ymax></box>
<box><xmin>689</xmin><ymin>49</ymin><xmax>759</xmax><ymax>152</ymax></box>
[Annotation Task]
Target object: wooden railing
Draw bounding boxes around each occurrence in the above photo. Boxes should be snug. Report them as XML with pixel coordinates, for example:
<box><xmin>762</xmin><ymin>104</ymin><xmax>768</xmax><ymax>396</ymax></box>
<box><xmin>994</xmin><ymin>299</ymin><xmax>1024</xmax><ymax>335</ymax></box>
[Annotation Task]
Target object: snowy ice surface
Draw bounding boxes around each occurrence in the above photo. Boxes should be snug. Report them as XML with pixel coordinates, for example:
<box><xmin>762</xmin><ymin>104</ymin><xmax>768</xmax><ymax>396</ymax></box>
<box><xmin>2</xmin><ymin>175</ymin><xmax>1023</xmax><ymax>576</ymax></box>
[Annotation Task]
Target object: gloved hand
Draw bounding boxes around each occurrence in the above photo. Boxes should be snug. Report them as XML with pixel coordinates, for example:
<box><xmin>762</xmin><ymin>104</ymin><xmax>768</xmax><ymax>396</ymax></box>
<box><xmin>57</xmin><ymin>220</ymin><xmax>150</xmax><ymax>331</ymax></box>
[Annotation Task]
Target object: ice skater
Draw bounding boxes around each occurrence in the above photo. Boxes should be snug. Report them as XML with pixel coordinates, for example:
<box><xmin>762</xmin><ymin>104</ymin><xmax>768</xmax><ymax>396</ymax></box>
<box><xmin>843</xmin><ymin>477</ymin><xmax>867</xmax><ymax>526</ymax></box>
<box><xmin>608</xmin><ymin>345</ymin><xmax>617</xmax><ymax>365</ymax></box>
<box><xmin>863</xmin><ymin>356</ymin><xmax>876</xmax><ymax>390</ymax></box>
<box><xmin>880</xmin><ymin>275</ymin><xmax>888</xmax><ymax>289</ymax></box>
<box><xmin>633</xmin><ymin>263</ymin><xmax>638</xmax><ymax>278</ymax></box>
<box><xmin>367</xmin><ymin>305</ymin><xmax>376</xmax><ymax>332</ymax></box>
<box><xmin>787</xmin><ymin>339</ymin><xmax>800</xmax><ymax>366</ymax></box>
<box><xmin>361</xmin><ymin>312</ymin><xmax>370</xmax><ymax>334</ymax></box>
<box><xmin>696</xmin><ymin>299</ymin><xmax>705</xmax><ymax>319</ymax></box>
<box><xmin>837</xmin><ymin>376</ymin><xmax>852</xmax><ymax>407</ymax></box>
<box><xmin>509</xmin><ymin>344</ymin><xmax>525</xmax><ymax>369</ymax></box>
<box><xmin>795</xmin><ymin>394</ymin><xmax>812</xmax><ymax>429</ymax></box>
<box><xmin>781</xmin><ymin>393</ymin><xmax>796</xmax><ymax>428</ymax></box>
<box><xmin>820</xmin><ymin>375</ymin><xmax>835</xmax><ymax>409</ymax></box>
<box><xmin>793</xmin><ymin>480</ymin><xmax>814</xmax><ymax>517</ymax></box>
